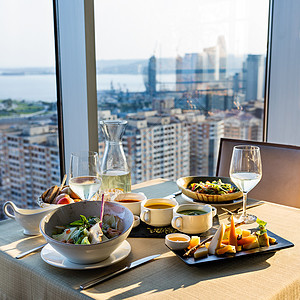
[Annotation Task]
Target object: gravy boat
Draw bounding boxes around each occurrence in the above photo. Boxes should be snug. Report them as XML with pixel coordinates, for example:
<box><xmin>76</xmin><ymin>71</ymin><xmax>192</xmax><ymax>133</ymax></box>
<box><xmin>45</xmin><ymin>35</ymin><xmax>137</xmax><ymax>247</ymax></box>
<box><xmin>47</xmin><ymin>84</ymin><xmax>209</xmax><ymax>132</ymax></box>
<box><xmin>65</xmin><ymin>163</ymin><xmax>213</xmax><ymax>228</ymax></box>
<box><xmin>3</xmin><ymin>201</ymin><xmax>57</xmax><ymax>235</ymax></box>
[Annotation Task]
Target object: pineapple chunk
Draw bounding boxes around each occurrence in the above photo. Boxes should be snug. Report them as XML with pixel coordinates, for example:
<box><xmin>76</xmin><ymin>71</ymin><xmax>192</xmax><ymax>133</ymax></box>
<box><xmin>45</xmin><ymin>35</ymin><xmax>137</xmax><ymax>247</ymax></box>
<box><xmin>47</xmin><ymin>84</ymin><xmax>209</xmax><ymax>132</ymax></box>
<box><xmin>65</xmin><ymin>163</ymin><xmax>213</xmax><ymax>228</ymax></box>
<box><xmin>269</xmin><ymin>237</ymin><xmax>277</xmax><ymax>245</ymax></box>
<box><xmin>242</xmin><ymin>229</ymin><xmax>251</xmax><ymax>237</ymax></box>
<box><xmin>216</xmin><ymin>245</ymin><xmax>236</xmax><ymax>255</ymax></box>
<box><xmin>257</xmin><ymin>232</ymin><xmax>270</xmax><ymax>247</ymax></box>
<box><xmin>243</xmin><ymin>237</ymin><xmax>259</xmax><ymax>250</ymax></box>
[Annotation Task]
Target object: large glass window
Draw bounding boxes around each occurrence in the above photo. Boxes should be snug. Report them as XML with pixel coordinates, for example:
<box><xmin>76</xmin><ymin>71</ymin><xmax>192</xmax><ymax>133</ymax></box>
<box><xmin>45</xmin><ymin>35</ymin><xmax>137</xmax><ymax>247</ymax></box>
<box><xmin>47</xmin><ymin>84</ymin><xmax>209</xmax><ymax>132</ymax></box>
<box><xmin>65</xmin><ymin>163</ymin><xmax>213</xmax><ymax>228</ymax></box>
<box><xmin>0</xmin><ymin>0</ymin><xmax>60</xmax><ymax>219</ymax></box>
<box><xmin>94</xmin><ymin>0</ymin><xmax>269</xmax><ymax>184</ymax></box>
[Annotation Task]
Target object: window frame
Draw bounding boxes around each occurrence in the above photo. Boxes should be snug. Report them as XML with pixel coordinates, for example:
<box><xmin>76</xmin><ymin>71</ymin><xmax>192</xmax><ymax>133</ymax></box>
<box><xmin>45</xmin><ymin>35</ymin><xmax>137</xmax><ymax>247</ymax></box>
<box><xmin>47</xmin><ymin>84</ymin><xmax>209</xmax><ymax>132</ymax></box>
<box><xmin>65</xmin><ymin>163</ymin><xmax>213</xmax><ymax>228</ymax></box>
<box><xmin>53</xmin><ymin>0</ymin><xmax>98</xmax><ymax>178</ymax></box>
<box><xmin>53</xmin><ymin>0</ymin><xmax>300</xmax><ymax>180</ymax></box>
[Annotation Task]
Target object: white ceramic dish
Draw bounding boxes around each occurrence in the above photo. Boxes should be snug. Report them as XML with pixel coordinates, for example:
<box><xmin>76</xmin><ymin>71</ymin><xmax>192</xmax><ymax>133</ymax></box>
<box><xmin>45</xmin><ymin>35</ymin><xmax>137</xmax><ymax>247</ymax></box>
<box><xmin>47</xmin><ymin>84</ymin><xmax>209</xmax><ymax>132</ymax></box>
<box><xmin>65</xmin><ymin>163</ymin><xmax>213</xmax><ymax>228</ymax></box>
<box><xmin>172</xmin><ymin>203</ymin><xmax>217</xmax><ymax>234</ymax></box>
<box><xmin>181</xmin><ymin>193</ymin><xmax>242</xmax><ymax>207</ymax></box>
<box><xmin>165</xmin><ymin>233</ymin><xmax>190</xmax><ymax>251</ymax></box>
<box><xmin>3</xmin><ymin>201</ymin><xmax>57</xmax><ymax>235</ymax></box>
<box><xmin>140</xmin><ymin>198</ymin><xmax>178</xmax><ymax>227</ymax></box>
<box><xmin>40</xmin><ymin>201</ymin><xmax>134</xmax><ymax>264</ymax></box>
<box><xmin>114</xmin><ymin>192</ymin><xmax>147</xmax><ymax>215</ymax></box>
<box><xmin>41</xmin><ymin>241</ymin><xmax>131</xmax><ymax>270</ymax></box>
<box><xmin>133</xmin><ymin>215</ymin><xmax>140</xmax><ymax>228</ymax></box>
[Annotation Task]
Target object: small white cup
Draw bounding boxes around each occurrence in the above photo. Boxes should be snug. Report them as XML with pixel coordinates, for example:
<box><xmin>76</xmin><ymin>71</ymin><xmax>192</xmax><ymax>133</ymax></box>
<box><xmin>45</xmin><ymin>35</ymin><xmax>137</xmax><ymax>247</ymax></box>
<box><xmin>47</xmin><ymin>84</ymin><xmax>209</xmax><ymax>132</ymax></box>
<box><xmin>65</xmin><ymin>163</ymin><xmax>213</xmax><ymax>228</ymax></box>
<box><xmin>3</xmin><ymin>201</ymin><xmax>56</xmax><ymax>235</ymax></box>
<box><xmin>114</xmin><ymin>192</ymin><xmax>147</xmax><ymax>215</ymax></box>
<box><xmin>165</xmin><ymin>233</ymin><xmax>191</xmax><ymax>251</ymax></box>
<box><xmin>171</xmin><ymin>203</ymin><xmax>217</xmax><ymax>234</ymax></box>
<box><xmin>140</xmin><ymin>198</ymin><xmax>178</xmax><ymax>227</ymax></box>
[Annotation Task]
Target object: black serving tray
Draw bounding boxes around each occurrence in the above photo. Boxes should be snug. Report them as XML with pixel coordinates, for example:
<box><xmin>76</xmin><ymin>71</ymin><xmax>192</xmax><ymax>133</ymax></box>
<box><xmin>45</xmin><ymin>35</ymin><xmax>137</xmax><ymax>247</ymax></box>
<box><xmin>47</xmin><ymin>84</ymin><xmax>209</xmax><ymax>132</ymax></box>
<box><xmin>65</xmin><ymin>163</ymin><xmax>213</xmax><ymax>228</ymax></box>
<box><xmin>166</xmin><ymin>230</ymin><xmax>294</xmax><ymax>265</ymax></box>
<box><xmin>129</xmin><ymin>215</ymin><xmax>219</xmax><ymax>238</ymax></box>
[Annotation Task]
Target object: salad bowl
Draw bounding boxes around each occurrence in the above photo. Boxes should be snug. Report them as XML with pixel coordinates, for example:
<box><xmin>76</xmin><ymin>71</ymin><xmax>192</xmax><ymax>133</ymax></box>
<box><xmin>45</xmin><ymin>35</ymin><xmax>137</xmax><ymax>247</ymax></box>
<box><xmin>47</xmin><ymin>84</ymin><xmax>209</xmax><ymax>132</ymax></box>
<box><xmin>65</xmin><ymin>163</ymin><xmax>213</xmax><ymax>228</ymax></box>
<box><xmin>177</xmin><ymin>176</ymin><xmax>242</xmax><ymax>204</ymax></box>
<box><xmin>40</xmin><ymin>200</ymin><xmax>134</xmax><ymax>264</ymax></box>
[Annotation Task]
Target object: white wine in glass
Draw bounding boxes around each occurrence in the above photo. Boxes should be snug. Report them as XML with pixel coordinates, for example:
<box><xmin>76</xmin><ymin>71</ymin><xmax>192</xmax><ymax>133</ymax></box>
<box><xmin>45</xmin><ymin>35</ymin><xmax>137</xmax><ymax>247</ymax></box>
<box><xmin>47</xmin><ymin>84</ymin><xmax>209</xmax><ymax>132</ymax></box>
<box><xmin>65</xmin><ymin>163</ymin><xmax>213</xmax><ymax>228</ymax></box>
<box><xmin>230</xmin><ymin>145</ymin><xmax>262</xmax><ymax>224</ymax></box>
<box><xmin>69</xmin><ymin>151</ymin><xmax>102</xmax><ymax>201</ymax></box>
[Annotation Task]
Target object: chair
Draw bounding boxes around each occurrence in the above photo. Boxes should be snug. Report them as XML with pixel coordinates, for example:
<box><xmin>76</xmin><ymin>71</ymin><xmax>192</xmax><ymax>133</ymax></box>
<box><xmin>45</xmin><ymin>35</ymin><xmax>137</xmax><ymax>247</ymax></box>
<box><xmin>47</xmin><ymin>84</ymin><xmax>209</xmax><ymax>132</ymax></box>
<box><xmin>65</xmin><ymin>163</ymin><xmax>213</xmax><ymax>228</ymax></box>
<box><xmin>216</xmin><ymin>138</ymin><xmax>300</xmax><ymax>208</ymax></box>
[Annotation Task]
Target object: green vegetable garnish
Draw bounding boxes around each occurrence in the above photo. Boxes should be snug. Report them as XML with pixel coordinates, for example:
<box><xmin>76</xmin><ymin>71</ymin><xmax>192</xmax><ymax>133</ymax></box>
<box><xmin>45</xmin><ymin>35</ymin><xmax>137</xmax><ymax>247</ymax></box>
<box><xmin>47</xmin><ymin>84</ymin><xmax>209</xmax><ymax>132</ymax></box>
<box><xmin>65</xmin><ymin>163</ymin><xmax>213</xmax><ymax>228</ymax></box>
<box><xmin>256</xmin><ymin>218</ymin><xmax>267</xmax><ymax>235</ymax></box>
<box><xmin>70</xmin><ymin>215</ymin><xmax>89</xmax><ymax>227</ymax></box>
<box><xmin>189</xmin><ymin>179</ymin><xmax>239</xmax><ymax>195</ymax></box>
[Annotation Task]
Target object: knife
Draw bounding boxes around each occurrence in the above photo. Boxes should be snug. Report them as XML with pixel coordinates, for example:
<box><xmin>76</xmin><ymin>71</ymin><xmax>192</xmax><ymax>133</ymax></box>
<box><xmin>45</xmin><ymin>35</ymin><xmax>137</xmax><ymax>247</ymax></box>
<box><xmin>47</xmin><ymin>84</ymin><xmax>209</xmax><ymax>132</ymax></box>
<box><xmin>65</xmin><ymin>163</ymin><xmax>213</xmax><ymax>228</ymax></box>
<box><xmin>80</xmin><ymin>254</ymin><xmax>161</xmax><ymax>290</ymax></box>
<box><xmin>164</xmin><ymin>190</ymin><xmax>182</xmax><ymax>199</ymax></box>
<box><xmin>16</xmin><ymin>243</ymin><xmax>47</xmax><ymax>259</ymax></box>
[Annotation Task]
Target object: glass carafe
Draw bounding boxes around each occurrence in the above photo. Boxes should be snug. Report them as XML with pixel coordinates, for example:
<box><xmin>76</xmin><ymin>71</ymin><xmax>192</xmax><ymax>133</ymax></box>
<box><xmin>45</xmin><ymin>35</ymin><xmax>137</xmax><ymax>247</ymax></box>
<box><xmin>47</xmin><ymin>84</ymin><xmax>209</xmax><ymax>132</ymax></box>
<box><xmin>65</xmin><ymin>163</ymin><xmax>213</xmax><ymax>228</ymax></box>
<box><xmin>100</xmin><ymin>120</ymin><xmax>131</xmax><ymax>193</ymax></box>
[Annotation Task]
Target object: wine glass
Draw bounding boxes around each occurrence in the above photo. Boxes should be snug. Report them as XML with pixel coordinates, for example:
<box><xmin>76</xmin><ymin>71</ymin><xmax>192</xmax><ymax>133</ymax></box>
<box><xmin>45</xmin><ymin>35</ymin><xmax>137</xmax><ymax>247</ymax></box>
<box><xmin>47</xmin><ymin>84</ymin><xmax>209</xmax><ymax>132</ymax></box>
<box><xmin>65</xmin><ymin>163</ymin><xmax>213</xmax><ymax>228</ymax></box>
<box><xmin>69</xmin><ymin>151</ymin><xmax>102</xmax><ymax>201</ymax></box>
<box><xmin>229</xmin><ymin>145</ymin><xmax>262</xmax><ymax>224</ymax></box>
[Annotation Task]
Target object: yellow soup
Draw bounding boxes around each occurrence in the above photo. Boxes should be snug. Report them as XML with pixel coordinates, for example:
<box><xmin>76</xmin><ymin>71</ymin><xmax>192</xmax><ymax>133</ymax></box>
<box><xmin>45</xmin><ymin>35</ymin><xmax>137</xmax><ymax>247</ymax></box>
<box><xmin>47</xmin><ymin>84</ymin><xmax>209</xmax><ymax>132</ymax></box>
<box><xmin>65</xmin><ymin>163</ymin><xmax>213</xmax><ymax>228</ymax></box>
<box><xmin>145</xmin><ymin>203</ymin><xmax>175</xmax><ymax>209</ymax></box>
<box><xmin>168</xmin><ymin>236</ymin><xmax>189</xmax><ymax>242</ymax></box>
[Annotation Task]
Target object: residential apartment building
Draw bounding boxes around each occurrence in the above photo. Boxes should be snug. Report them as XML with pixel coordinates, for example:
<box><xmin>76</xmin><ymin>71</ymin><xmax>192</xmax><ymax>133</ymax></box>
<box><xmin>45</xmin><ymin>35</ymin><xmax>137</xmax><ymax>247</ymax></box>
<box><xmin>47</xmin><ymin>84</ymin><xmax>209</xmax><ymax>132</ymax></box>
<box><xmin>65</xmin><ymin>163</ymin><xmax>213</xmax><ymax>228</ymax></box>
<box><xmin>0</xmin><ymin>125</ymin><xmax>60</xmax><ymax>216</ymax></box>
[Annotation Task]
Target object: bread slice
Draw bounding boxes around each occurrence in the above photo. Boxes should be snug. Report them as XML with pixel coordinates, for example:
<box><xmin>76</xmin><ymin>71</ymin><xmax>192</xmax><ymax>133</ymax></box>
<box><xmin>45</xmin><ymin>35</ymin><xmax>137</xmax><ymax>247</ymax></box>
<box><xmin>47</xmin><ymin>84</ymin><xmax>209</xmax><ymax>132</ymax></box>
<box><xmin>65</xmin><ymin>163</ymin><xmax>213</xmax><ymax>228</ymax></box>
<box><xmin>44</xmin><ymin>185</ymin><xmax>59</xmax><ymax>203</ymax></box>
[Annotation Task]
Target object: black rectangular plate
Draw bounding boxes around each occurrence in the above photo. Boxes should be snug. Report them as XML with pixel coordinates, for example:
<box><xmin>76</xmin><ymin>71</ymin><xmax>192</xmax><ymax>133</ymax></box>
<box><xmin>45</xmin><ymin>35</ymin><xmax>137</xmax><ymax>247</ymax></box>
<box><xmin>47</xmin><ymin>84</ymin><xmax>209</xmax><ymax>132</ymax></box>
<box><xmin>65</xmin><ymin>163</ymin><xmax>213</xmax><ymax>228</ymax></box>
<box><xmin>167</xmin><ymin>230</ymin><xmax>294</xmax><ymax>265</ymax></box>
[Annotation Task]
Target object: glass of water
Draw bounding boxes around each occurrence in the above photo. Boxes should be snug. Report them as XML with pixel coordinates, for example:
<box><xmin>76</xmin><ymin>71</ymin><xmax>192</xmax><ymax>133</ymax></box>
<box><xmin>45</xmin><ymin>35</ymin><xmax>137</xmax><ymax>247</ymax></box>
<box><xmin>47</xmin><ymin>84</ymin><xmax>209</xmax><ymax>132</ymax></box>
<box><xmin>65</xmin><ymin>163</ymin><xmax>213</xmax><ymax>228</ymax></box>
<box><xmin>230</xmin><ymin>145</ymin><xmax>262</xmax><ymax>224</ymax></box>
<box><xmin>69</xmin><ymin>151</ymin><xmax>102</xmax><ymax>201</ymax></box>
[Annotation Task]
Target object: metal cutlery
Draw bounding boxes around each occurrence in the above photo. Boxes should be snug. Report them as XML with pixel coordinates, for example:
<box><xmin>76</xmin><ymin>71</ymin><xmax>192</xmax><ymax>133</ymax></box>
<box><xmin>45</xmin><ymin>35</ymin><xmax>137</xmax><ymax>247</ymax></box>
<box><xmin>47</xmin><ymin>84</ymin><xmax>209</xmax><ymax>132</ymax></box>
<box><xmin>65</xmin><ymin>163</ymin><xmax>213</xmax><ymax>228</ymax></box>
<box><xmin>80</xmin><ymin>254</ymin><xmax>161</xmax><ymax>290</ymax></box>
<box><xmin>16</xmin><ymin>243</ymin><xmax>47</xmax><ymax>259</ymax></box>
<box><xmin>221</xmin><ymin>201</ymin><xmax>264</xmax><ymax>215</ymax></box>
<box><xmin>164</xmin><ymin>190</ymin><xmax>182</xmax><ymax>199</ymax></box>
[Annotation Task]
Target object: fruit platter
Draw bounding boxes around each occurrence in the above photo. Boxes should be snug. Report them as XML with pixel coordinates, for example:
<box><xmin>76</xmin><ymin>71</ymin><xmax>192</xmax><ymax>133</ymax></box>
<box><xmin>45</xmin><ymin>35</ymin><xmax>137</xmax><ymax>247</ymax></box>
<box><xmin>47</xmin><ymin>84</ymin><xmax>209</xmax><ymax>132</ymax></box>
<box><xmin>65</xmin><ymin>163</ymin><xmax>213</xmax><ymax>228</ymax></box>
<box><xmin>166</xmin><ymin>216</ymin><xmax>294</xmax><ymax>265</ymax></box>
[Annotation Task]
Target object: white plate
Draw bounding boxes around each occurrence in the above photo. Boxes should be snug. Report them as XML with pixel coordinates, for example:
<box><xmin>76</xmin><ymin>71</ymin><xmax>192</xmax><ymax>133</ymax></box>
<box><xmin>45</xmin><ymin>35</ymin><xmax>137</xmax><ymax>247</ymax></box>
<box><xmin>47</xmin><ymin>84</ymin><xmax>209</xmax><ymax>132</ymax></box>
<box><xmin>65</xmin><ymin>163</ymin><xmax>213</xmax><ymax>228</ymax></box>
<box><xmin>181</xmin><ymin>193</ymin><xmax>243</xmax><ymax>207</ymax></box>
<box><xmin>41</xmin><ymin>240</ymin><xmax>131</xmax><ymax>270</ymax></box>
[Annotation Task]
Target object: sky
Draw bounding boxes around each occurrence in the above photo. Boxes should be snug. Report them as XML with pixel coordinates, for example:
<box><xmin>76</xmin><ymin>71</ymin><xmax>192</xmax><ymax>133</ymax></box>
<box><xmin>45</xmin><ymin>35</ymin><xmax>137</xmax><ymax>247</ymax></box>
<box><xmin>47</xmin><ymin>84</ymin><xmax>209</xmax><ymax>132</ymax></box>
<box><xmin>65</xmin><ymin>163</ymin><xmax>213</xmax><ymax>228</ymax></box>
<box><xmin>0</xmin><ymin>0</ymin><xmax>269</xmax><ymax>68</ymax></box>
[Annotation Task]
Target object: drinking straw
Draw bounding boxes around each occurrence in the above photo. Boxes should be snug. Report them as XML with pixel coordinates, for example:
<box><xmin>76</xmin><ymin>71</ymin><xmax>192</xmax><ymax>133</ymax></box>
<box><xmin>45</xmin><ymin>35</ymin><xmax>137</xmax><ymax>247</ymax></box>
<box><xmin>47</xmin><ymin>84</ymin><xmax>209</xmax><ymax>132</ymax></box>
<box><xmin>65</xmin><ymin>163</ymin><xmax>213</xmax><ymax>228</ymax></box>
<box><xmin>99</xmin><ymin>193</ymin><xmax>105</xmax><ymax>228</ymax></box>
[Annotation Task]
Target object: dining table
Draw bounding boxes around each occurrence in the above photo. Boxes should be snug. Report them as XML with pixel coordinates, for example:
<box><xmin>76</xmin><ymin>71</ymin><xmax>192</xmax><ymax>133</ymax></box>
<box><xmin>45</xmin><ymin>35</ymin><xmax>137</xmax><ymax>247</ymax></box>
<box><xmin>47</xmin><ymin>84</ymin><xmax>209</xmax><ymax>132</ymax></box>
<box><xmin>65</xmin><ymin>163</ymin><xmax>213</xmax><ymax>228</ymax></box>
<box><xmin>0</xmin><ymin>178</ymin><xmax>299</xmax><ymax>300</ymax></box>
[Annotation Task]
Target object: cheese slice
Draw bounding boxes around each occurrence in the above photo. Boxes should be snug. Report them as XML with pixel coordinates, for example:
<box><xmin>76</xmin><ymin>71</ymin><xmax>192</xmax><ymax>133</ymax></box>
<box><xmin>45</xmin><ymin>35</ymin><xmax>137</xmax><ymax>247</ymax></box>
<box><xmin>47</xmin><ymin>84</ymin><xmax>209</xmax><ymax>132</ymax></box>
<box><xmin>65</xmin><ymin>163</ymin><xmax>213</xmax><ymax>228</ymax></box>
<box><xmin>208</xmin><ymin>223</ymin><xmax>225</xmax><ymax>255</ymax></box>
<box><xmin>194</xmin><ymin>246</ymin><xmax>208</xmax><ymax>259</ymax></box>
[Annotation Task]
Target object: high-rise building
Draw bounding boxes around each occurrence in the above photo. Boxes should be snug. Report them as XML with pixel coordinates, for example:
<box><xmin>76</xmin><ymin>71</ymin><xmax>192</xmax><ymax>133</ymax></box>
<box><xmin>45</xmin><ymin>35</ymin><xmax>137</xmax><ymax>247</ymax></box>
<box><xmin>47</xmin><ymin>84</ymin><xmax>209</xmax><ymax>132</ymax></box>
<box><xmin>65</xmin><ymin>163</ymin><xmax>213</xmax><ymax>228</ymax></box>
<box><xmin>245</xmin><ymin>55</ymin><xmax>265</xmax><ymax>101</ymax></box>
<box><xmin>176</xmin><ymin>36</ymin><xmax>227</xmax><ymax>92</ymax></box>
<box><xmin>0</xmin><ymin>125</ymin><xmax>60</xmax><ymax>217</ymax></box>
<box><xmin>123</xmin><ymin>111</ymin><xmax>190</xmax><ymax>184</ymax></box>
<box><xmin>145</xmin><ymin>55</ymin><xmax>156</xmax><ymax>97</ymax></box>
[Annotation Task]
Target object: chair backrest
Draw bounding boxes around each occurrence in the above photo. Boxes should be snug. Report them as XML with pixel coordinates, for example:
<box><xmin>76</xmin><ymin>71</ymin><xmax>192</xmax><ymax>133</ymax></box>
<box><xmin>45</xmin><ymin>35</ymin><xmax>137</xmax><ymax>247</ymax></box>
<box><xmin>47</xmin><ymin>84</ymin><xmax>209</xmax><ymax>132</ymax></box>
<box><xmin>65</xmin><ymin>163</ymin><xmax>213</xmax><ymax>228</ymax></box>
<box><xmin>216</xmin><ymin>138</ymin><xmax>300</xmax><ymax>208</ymax></box>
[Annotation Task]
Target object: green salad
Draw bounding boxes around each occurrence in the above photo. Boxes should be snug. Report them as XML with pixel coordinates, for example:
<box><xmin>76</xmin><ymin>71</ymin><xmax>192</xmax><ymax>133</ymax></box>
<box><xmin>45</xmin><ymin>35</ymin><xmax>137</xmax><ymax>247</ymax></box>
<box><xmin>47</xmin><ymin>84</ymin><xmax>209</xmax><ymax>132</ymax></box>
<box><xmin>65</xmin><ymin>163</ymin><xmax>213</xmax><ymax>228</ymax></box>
<box><xmin>188</xmin><ymin>179</ymin><xmax>239</xmax><ymax>195</ymax></box>
<box><xmin>51</xmin><ymin>214</ymin><xmax>123</xmax><ymax>245</ymax></box>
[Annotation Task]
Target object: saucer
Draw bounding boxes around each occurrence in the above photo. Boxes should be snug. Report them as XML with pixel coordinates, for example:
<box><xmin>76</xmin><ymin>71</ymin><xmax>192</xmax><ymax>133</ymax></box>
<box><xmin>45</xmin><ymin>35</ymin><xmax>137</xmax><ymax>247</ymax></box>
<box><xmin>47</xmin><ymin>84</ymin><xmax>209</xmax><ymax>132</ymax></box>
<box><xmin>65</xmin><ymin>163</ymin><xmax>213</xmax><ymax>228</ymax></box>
<box><xmin>181</xmin><ymin>193</ymin><xmax>242</xmax><ymax>206</ymax></box>
<box><xmin>41</xmin><ymin>240</ymin><xmax>131</xmax><ymax>270</ymax></box>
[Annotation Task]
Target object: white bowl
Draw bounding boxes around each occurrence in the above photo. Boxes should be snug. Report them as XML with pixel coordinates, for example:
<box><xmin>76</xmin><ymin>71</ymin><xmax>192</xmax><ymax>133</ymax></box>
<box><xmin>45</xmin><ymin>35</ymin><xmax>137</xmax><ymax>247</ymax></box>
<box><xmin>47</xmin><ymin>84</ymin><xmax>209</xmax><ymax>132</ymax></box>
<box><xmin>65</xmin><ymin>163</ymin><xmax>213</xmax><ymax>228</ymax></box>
<box><xmin>165</xmin><ymin>233</ymin><xmax>191</xmax><ymax>250</ymax></box>
<box><xmin>114</xmin><ymin>192</ymin><xmax>146</xmax><ymax>215</ymax></box>
<box><xmin>40</xmin><ymin>201</ymin><xmax>133</xmax><ymax>264</ymax></box>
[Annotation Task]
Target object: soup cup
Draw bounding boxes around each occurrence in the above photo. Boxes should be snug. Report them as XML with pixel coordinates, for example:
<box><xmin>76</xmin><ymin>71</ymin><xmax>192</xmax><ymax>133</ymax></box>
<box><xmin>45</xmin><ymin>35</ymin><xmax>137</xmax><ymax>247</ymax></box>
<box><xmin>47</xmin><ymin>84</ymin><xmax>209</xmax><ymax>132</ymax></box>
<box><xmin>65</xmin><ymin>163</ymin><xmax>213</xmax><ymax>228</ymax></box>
<box><xmin>114</xmin><ymin>192</ymin><xmax>147</xmax><ymax>215</ymax></box>
<box><xmin>140</xmin><ymin>198</ymin><xmax>178</xmax><ymax>227</ymax></box>
<box><xmin>171</xmin><ymin>203</ymin><xmax>217</xmax><ymax>234</ymax></box>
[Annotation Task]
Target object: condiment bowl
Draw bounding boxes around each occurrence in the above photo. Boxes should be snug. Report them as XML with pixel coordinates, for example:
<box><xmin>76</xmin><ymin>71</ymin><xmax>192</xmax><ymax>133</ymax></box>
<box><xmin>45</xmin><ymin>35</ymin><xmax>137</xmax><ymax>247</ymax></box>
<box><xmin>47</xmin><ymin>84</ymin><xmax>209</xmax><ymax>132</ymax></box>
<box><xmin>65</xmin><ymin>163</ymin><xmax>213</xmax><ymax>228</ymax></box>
<box><xmin>165</xmin><ymin>233</ymin><xmax>191</xmax><ymax>250</ymax></box>
<box><xmin>40</xmin><ymin>201</ymin><xmax>133</xmax><ymax>264</ymax></box>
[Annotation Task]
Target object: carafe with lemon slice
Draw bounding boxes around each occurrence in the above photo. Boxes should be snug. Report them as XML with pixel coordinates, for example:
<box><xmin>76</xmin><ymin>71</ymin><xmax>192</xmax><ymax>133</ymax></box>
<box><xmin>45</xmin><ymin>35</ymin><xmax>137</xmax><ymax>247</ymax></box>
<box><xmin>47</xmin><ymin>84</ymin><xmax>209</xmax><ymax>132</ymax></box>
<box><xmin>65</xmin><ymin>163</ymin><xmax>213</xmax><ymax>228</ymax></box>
<box><xmin>100</xmin><ymin>120</ymin><xmax>131</xmax><ymax>194</ymax></box>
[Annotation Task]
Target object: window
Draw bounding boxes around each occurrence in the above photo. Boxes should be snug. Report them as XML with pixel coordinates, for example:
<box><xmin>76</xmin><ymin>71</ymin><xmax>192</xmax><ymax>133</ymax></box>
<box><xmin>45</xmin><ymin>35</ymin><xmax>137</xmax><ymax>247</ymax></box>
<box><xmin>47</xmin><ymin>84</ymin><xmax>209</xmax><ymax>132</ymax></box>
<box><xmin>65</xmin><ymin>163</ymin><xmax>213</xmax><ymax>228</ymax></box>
<box><xmin>94</xmin><ymin>0</ymin><xmax>269</xmax><ymax>184</ymax></box>
<box><xmin>0</xmin><ymin>0</ymin><xmax>60</xmax><ymax>218</ymax></box>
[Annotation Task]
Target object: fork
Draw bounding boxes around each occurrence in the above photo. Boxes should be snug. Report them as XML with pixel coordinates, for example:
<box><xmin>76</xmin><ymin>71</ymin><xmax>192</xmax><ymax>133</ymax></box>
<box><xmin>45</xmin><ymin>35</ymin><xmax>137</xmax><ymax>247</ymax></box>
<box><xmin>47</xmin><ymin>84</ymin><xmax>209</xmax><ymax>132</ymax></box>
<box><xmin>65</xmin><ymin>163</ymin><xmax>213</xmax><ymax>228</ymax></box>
<box><xmin>221</xmin><ymin>201</ymin><xmax>264</xmax><ymax>215</ymax></box>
